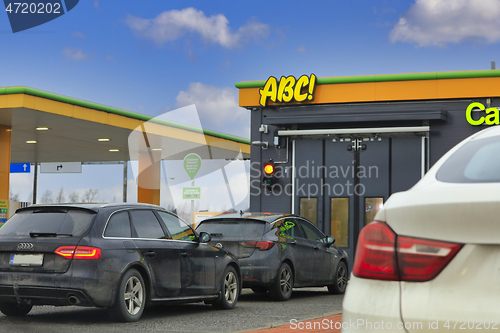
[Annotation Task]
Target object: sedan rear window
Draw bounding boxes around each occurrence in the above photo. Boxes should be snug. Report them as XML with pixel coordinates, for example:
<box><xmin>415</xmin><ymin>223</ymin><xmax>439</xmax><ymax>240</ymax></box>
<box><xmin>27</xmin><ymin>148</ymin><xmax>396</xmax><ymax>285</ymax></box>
<box><xmin>437</xmin><ymin>135</ymin><xmax>500</xmax><ymax>183</ymax></box>
<box><xmin>197</xmin><ymin>219</ymin><xmax>266</xmax><ymax>238</ymax></box>
<box><xmin>0</xmin><ymin>208</ymin><xmax>96</xmax><ymax>238</ymax></box>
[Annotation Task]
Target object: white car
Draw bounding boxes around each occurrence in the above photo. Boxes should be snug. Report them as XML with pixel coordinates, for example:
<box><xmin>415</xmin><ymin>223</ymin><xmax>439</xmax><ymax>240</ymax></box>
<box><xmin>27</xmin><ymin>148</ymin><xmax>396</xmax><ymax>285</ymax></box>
<box><xmin>342</xmin><ymin>126</ymin><xmax>500</xmax><ymax>332</ymax></box>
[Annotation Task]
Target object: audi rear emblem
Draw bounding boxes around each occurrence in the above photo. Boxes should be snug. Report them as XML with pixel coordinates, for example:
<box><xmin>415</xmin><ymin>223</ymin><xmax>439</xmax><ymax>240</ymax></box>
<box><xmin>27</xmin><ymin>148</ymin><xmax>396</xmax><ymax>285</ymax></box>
<box><xmin>17</xmin><ymin>243</ymin><xmax>34</xmax><ymax>251</ymax></box>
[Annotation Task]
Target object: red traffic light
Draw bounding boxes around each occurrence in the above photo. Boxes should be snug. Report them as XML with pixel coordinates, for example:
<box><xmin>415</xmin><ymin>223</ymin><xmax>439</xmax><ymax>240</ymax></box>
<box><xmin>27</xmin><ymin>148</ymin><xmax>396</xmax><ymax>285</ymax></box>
<box><xmin>263</xmin><ymin>163</ymin><xmax>274</xmax><ymax>175</ymax></box>
<box><xmin>262</xmin><ymin>160</ymin><xmax>278</xmax><ymax>191</ymax></box>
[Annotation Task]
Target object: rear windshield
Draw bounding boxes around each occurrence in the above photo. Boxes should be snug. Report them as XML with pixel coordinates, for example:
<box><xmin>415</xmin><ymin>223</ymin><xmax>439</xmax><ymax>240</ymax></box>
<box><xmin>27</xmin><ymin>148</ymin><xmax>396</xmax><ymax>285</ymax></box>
<box><xmin>0</xmin><ymin>208</ymin><xmax>96</xmax><ymax>238</ymax></box>
<box><xmin>437</xmin><ymin>135</ymin><xmax>500</xmax><ymax>183</ymax></box>
<box><xmin>196</xmin><ymin>219</ymin><xmax>266</xmax><ymax>238</ymax></box>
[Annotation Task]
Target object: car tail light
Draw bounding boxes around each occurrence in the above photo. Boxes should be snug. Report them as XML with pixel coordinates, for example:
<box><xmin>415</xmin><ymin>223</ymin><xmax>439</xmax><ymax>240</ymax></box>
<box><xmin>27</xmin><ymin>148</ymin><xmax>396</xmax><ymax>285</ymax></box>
<box><xmin>353</xmin><ymin>221</ymin><xmax>462</xmax><ymax>282</ymax></box>
<box><xmin>55</xmin><ymin>246</ymin><xmax>102</xmax><ymax>260</ymax></box>
<box><xmin>353</xmin><ymin>221</ymin><xmax>398</xmax><ymax>280</ymax></box>
<box><xmin>241</xmin><ymin>241</ymin><xmax>275</xmax><ymax>250</ymax></box>
<box><xmin>397</xmin><ymin>236</ymin><xmax>462</xmax><ymax>281</ymax></box>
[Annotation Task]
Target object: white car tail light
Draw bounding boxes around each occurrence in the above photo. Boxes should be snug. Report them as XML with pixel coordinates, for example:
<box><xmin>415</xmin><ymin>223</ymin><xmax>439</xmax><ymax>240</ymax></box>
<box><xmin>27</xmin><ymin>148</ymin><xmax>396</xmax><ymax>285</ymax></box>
<box><xmin>352</xmin><ymin>221</ymin><xmax>398</xmax><ymax>280</ymax></box>
<box><xmin>397</xmin><ymin>236</ymin><xmax>462</xmax><ymax>281</ymax></box>
<box><xmin>353</xmin><ymin>221</ymin><xmax>462</xmax><ymax>282</ymax></box>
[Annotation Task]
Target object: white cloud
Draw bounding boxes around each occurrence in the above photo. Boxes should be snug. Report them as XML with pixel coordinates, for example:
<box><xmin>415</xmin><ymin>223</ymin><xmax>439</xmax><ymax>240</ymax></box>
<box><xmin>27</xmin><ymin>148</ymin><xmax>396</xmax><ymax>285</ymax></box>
<box><xmin>98</xmin><ymin>184</ymin><xmax>123</xmax><ymax>203</ymax></box>
<box><xmin>71</xmin><ymin>31</ymin><xmax>86</xmax><ymax>39</ymax></box>
<box><xmin>125</xmin><ymin>7</ymin><xmax>269</xmax><ymax>48</ymax></box>
<box><xmin>296</xmin><ymin>44</ymin><xmax>306</xmax><ymax>53</ymax></box>
<box><xmin>390</xmin><ymin>0</ymin><xmax>500</xmax><ymax>46</ymax></box>
<box><xmin>175</xmin><ymin>82</ymin><xmax>250</xmax><ymax>139</ymax></box>
<box><xmin>62</xmin><ymin>47</ymin><xmax>90</xmax><ymax>61</ymax></box>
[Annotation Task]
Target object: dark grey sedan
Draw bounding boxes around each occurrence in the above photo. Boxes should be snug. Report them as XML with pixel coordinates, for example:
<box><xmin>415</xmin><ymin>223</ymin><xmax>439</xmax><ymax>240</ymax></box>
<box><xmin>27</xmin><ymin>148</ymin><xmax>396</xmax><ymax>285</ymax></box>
<box><xmin>0</xmin><ymin>203</ymin><xmax>240</xmax><ymax>321</ymax></box>
<box><xmin>196</xmin><ymin>213</ymin><xmax>348</xmax><ymax>301</ymax></box>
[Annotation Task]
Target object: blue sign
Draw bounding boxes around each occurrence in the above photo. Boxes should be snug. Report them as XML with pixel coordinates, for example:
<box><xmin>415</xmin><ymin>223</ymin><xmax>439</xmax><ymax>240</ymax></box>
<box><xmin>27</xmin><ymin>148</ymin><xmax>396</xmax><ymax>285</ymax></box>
<box><xmin>10</xmin><ymin>163</ymin><xmax>30</xmax><ymax>173</ymax></box>
<box><xmin>3</xmin><ymin>0</ymin><xmax>79</xmax><ymax>33</ymax></box>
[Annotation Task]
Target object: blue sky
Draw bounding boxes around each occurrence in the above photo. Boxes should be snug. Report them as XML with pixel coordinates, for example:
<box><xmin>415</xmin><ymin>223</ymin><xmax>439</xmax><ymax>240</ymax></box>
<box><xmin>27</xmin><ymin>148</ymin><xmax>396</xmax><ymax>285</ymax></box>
<box><xmin>6</xmin><ymin>0</ymin><xmax>500</xmax><ymax>207</ymax></box>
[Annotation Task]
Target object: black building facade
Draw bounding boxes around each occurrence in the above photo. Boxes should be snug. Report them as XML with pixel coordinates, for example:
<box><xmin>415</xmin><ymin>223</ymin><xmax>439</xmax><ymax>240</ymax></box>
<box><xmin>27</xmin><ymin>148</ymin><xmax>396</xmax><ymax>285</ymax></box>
<box><xmin>237</xmin><ymin>70</ymin><xmax>500</xmax><ymax>260</ymax></box>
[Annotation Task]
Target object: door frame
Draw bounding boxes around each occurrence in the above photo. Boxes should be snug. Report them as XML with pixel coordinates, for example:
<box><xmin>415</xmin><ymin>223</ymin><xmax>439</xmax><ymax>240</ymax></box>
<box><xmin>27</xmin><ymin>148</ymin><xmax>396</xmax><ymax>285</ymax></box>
<box><xmin>290</xmin><ymin>127</ymin><xmax>429</xmax><ymax>267</ymax></box>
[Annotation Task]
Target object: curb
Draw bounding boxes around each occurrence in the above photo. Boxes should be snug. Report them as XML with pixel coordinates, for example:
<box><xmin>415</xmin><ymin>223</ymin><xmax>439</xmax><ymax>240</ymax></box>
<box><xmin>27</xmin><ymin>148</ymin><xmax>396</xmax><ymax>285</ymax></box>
<box><xmin>242</xmin><ymin>314</ymin><xmax>342</xmax><ymax>333</ymax></box>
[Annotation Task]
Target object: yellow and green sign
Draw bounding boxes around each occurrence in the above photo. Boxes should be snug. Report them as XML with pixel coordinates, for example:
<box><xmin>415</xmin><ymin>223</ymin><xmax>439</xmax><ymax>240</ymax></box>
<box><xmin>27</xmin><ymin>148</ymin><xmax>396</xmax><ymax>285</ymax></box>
<box><xmin>466</xmin><ymin>102</ymin><xmax>500</xmax><ymax>126</ymax></box>
<box><xmin>0</xmin><ymin>199</ymin><xmax>8</xmax><ymax>226</ymax></box>
<box><xmin>183</xmin><ymin>187</ymin><xmax>201</xmax><ymax>199</ymax></box>
<box><xmin>183</xmin><ymin>153</ymin><xmax>201</xmax><ymax>180</ymax></box>
<box><xmin>259</xmin><ymin>74</ymin><xmax>316</xmax><ymax>107</ymax></box>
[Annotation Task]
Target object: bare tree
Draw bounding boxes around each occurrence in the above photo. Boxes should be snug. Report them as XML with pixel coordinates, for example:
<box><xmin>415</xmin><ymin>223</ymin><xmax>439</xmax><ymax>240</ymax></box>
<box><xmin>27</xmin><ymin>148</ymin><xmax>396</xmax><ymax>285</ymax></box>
<box><xmin>9</xmin><ymin>190</ymin><xmax>20</xmax><ymax>202</ymax></box>
<box><xmin>55</xmin><ymin>188</ymin><xmax>65</xmax><ymax>203</ymax></box>
<box><xmin>165</xmin><ymin>203</ymin><xmax>177</xmax><ymax>214</ymax></box>
<box><xmin>82</xmin><ymin>189</ymin><xmax>99</xmax><ymax>203</ymax></box>
<box><xmin>40</xmin><ymin>190</ymin><xmax>53</xmax><ymax>203</ymax></box>
<box><xmin>68</xmin><ymin>191</ymin><xmax>80</xmax><ymax>203</ymax></box>
<box><xmin>176</xmin><ymin>202</ymin><xmax>190</xmax><ymax>223</ymax></box>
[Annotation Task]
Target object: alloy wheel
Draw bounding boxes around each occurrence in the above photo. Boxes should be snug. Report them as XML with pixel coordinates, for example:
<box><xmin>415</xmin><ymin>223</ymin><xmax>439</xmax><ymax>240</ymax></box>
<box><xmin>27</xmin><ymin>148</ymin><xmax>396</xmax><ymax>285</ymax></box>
<box><xmin>280</xmin><ymin>267</ymin><xmax>292</xmax><ymax>296</ymax></box>
<box><xmin>224</xmin><ymin>271</ymin><xmax>238</xmax><ymax>305</ymax></box>
<box><xmin>124</xmin><ymin>276</ymin><xmax>144</xmax><ymax>315</ymax></box>
<box><xmin>337</xmin><ymin>264</ymin><xmax>347</xmax><ymax>291</ymax></box>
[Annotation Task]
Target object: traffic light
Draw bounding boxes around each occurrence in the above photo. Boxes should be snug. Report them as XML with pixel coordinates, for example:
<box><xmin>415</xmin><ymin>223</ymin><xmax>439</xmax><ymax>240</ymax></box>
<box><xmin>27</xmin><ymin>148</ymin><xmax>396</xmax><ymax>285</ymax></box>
<box><xmin>263</xmin><ymin>159</ymin><xmax>276</xmax><ymax>191</ymax></box>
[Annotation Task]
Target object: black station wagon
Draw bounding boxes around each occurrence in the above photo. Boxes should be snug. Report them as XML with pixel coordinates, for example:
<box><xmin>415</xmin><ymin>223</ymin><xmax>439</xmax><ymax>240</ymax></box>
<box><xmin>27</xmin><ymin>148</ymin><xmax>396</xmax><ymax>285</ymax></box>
<box><xmin>0</xmin><ymin>203</ymin><xmax>240</xmax><ymax>322</ymax></box>
<box><xmin>197</xmin><ymin>213</ymin><xmax>348</xmax><ymax>301</ymax></box>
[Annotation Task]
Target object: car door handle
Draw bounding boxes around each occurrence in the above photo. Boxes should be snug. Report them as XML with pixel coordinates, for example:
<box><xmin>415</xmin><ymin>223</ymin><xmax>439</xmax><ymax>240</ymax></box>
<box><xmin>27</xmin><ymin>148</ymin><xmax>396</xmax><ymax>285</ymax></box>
<box><xmin>180</xmin><ymin>252</ymin><xmax>188</xmax><ymax>257</ymax></box>
<box><xmin>144</xmin><ymin>251</ymin><xmax>156</xmax><ymax>257</ymax></box>
<box><xmin>313</xmin><ymin>246</ymin><xmax>319</xmax><ymax>250</ymax></box>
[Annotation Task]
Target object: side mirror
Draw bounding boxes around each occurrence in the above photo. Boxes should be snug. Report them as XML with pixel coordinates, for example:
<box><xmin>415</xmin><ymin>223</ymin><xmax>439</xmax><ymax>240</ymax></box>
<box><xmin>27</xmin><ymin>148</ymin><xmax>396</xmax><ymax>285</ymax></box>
<box><xmin>199</xmin><ymin>232</ymin><xmax>211</xmax><ymax>243</ymax></box>
<box><xmin>325</xmin><ymin>236</ymin><xmax>335</xmax><ymax>245</ymax></box>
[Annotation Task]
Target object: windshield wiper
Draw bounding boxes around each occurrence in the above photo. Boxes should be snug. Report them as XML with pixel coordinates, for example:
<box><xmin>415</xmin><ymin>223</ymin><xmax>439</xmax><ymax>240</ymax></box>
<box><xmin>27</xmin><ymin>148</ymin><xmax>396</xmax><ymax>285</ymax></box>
<box><xmin>29</xmin><ymin>232</ymin><xmax>73</xmax><ymax>238</ymax></box>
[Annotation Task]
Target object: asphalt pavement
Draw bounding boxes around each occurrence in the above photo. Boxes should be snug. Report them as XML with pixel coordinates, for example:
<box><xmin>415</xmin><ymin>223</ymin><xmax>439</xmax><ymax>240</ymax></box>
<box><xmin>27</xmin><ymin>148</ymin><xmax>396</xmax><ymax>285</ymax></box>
<box><xmin>0</xmin><ymin>288</ymin><xmax>344</xmax><ymax>333</ymax></box>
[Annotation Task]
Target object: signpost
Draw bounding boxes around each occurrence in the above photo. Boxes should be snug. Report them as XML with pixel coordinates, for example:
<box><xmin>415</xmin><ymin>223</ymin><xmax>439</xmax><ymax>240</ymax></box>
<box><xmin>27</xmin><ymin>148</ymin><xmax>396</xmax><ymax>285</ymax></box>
<box><xmin>40</xmin><ymin>162</ymin><xmax>82</xmax><ymax>173</ymax></box>
<box><xmin>183</xmin><ymin>153</ymin><xmax>202</xmax><ymax>227</ymax></box>
<box><xmin>183</xmin><ymin>187</ymin><xmax>201</xmax><ymax>199</ymax></box>
<box><xmin>10</xmin><ymin>163</ymin><xmax>30</xmax><ymax>173</ymax></box>
<box><xmin>183</xmin><ymin>154</ymin><xmax>201</xmax><ymax>180</ymax></box>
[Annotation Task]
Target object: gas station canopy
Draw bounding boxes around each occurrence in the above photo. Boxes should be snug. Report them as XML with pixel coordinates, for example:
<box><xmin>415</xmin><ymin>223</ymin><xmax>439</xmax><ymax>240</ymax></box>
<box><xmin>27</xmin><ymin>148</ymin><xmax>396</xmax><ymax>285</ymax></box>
<box><xmin>0</xmin><ymin>87</ymin><xmax>249</xmax><ymax>163</ymax></box>
<box><xmin>0</xmin><ymin>86</ymin><xmax>250</xmax><ymax>208</ymax></box>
